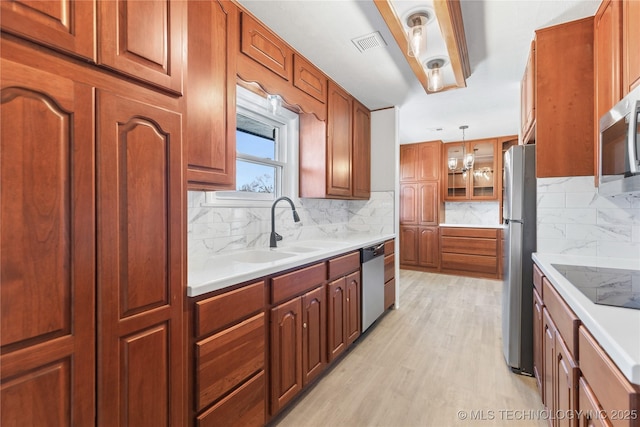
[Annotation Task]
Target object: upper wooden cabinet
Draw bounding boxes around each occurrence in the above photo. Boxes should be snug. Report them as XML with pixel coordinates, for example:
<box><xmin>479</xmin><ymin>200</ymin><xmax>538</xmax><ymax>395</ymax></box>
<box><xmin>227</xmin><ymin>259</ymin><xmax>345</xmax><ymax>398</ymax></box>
<box><xmin>352</xmin><ymin>99</ymin><xmax>371</xmax><ymax>199</ymax></box>
<box><xmin>0</xmin><ymin>0</ymin><xmax>96</xmax><ymax>61</ymax></box>
<box><xmin>186</xmin><ymin>0</ymin><xmax>237</xmax><ymax>190</ymax></box>
<box><xmin>443</xmin><ymin>138</ymin><xmax>499</xmax><ymax>201</ymax></box>
<box><xmin>98</xmin><ymin>0</ymin><xmax>184</xmax><ymax>94</ymax></box>
<box><xmin>533</xmin><ymin>17</ymin><xmax>595</xmax><ymax>178</ymax></box>
<box><xmin>623</xmin><ymin>0</ymin><xmax>640</xmax><ymax>93</ymax></box>
<box><xmin>400</xmin><ymin>142</ymin><xmax>441</xmax><ymax>182</ymax></box>
<box><xmin>294</xmin><ymin>54</ymin><xmax>327</xmax><ymax>103</ymax></box>
<box><xmin>300</xmin><ymin>81</ymin><xmax>371</xmax><ymax>200</ymax></box>
<box><xmin>241</xmin><ymin>12</ymin><xmax>293</xmax><ymax>82</ymax></box>
<box><xmin>521</xmin><ymin>41</ymin><xmax>536</xmax><ymax>143</ymax></box>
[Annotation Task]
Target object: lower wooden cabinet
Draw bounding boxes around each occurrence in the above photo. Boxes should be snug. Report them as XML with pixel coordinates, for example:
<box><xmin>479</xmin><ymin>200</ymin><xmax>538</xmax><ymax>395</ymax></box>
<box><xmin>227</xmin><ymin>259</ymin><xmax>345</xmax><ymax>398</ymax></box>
<box><xmin>384</xmin><ymin>239</ymin><xmax>396</xmax><ymax>310</ymax></box>
<box><xmin>302</xmin><ymin>286</ymin><xmax>327</xmax><ymax>386</ymax></box>
<box><xmin>533</xmin><ymin>262</ymin><xmax>640</xmax><ymax>427</ymax></box>
<box><xmin>440</xmin><ymin>227</ymin><xmax>499</xmax><ymax>278</ymax></box>
<box><xmin>327</xmin><ymin>253</ymin><xmax>361</xmax><ymax>363</ymax></box>
<box><xmin>271</xmin><ymin>297</ymin><xmax>303</xmax><ymax>414</ymax></box>
<box><xmin>399</xmin><ymin>226</ymin><xmax>439</xmax><ymax>270</ymax></box>
<box><xmin>533</xmin><ymin>287</ymin><xmax>544</xmax><ymax>401</ymax></box>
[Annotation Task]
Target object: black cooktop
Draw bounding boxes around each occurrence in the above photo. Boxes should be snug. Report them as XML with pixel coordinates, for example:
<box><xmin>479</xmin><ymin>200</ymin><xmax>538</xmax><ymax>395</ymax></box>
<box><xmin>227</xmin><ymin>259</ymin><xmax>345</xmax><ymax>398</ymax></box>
<box><xmin>551</xmin><ymin>264</ymin><xmax>640</xmax><ymax>310</ymax></box>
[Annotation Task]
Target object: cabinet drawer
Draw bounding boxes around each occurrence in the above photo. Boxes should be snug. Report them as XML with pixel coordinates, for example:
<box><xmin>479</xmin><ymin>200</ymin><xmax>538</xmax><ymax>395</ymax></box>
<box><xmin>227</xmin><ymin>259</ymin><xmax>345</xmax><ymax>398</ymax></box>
<box><xmin>441</xmin><ymin>253</ymin><xmax>497</xmax><ymax>275</ymax></box>
<box><xmin>533</xmin><ymin>263</ymin><xmax>544</xmax><ymax>296</ymax></box>
<box><xmin>384</xmin><ymin>239</ymin><xmax>395</xmax><ymax>255</ymax></box>
<box><xmin>542</xmin><ymin>278</ymin><xmax>579</xmax><ymax>357</ymax></box>
<box><xmin>328</xmin><ymin>251</ymin><xmax>360</xmax><ymax>280</ymax></box>
<box><xmin>196</xmin><ymin>371</ymin><xmax>265</xmax><ymax>427</ymax></box>
<box><xmin>293</xmin><ymin>54</ymin><xmax>326</xmax><ymax>102</ymax></box>
<box><xmin>579</xmin><ymin>326</ymin><xmax>640</xmax><ymax>427</ymax></box>
<box><xmin>271</xmin><ymin>262</ymin><xmax>326</xmax><ymax>305</ymax></box>
<box><xmin>196</xmin><ymin>281</ymin><xmax>265</xmax><ymax>338</ymax></box>
<box><xmin>384</xmin><ymin>254</ymin><xmax>395</xmax><ymax>283</ymax></box>
<box><xmin>196</xmin><ymin>313</ymin><xmax>265</xmax><ymax>411</ymax></box>
<box><xmin>440</xmin><ymin>227</ymin><xmax>497</xmax><ymax>238</ymax></box>
<box><xmin>441</xmin><ymin>236</ymin><xmax>497</xmax><ymax>256</ymax></box>
<box><xmin>384</xmin><ymin>278</ymin><xmax>395</xmax><ymax>310</ymax></box>
<box><xmin>578</xmin><ymin>377</ymin><xmax>610</xmax><ymax>427</ymax></box>
<box><xmin>240</xmin><ymin>12</ymin><xmax>293</xmax><ymax>81</ymax></box>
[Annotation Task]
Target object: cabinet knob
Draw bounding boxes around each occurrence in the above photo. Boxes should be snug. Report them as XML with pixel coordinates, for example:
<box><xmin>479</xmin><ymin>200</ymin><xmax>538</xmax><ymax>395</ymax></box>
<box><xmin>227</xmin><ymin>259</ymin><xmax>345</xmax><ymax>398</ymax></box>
<box><xmin>303</xmin><ymin>322</ymin><xmax>307</xmax><ymax>329</ymax></box>
<box><xmin>346</xmin><ymin>298</ymin><xmax>350</xmax><ymax>302</ymax></box>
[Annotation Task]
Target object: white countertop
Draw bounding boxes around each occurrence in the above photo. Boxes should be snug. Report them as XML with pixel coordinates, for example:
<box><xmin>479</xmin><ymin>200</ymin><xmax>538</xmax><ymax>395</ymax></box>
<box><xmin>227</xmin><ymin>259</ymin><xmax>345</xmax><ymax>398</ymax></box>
<box><xmin>532</xmin><ymin>253</ymin><xmax>640</xmax><ymax>385</ymax></box>
<box><xmin>188</xmin><ymin>233</ymin><xmax>396</xmax><ymax>297</ymax></box>
<box><xmin>439</xmin><ymin>223</ymin><xmax>505</xmax><ymax>229</ymax></box>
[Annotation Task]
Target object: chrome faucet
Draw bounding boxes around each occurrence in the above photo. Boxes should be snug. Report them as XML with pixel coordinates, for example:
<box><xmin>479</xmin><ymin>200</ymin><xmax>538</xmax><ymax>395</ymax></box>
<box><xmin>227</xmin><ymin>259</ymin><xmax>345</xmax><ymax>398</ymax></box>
<box><xmin>270</xmin><ymin>196</ymin><xmax>300</xmax><ymax>248</ymax></box>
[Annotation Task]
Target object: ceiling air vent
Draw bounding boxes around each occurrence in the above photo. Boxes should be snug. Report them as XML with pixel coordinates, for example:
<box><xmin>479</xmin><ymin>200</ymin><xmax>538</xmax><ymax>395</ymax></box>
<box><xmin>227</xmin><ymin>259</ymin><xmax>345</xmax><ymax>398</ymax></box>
<box><xmin>351</xmin><ymin>31</ymin><xmax>387</xmax><ymax>53</ymax></box>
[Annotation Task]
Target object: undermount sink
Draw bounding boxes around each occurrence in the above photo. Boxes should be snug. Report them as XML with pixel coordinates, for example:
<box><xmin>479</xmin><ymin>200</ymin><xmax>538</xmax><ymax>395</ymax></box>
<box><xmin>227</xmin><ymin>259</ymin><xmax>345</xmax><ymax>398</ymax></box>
<box><xmin>220</xmin><ymin>250</ymin><xmax>297</xmax><ymax>264</ymax></box>
<box><xmin>273</xmin><ymin>246</ymin><xmax>319</xmax><ymax>253</ymax></box>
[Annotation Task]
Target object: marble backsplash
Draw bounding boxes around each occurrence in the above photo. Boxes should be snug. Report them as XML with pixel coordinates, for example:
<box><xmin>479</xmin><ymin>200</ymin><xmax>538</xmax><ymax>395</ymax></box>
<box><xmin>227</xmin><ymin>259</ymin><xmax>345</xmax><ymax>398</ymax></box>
<box><xmin>188</xmin><ymin>191</ymin><xmax>394</xmax><ymax>267</ymax></box>
<box><xmin>537</xmin><ymin>177</ymin><xmax>640</xmax><ymax>260</ymax></box>
<box><xmin>443</xmin><ymin>202</ymin><xmax>501</xmax><ymax>225</ymax></box>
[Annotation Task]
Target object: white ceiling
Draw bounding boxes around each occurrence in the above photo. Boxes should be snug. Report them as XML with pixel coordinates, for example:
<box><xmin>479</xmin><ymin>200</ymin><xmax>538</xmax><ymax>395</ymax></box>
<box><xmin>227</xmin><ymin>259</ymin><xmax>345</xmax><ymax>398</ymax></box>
<box><xmin>237</xmin><ymin>0</ymin><xmax>601</xmax><ymax>144</ymax></box>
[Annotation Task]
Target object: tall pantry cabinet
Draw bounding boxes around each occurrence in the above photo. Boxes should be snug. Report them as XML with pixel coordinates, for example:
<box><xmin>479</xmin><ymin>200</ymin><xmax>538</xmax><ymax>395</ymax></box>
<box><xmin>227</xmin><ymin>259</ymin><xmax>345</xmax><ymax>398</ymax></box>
<box><xmin>1</xmin><ymin>1</ymin><xmax>185</xmax><ymax>425</ymax></box>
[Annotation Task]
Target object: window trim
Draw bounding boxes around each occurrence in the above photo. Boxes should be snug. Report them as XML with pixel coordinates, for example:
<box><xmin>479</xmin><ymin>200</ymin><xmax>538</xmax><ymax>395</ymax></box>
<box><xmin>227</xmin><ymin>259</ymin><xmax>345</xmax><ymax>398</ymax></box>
<box><xmin>204</xmin><ymin>86</ymin><xmax>299</xmax><ymax>207</ymax></box>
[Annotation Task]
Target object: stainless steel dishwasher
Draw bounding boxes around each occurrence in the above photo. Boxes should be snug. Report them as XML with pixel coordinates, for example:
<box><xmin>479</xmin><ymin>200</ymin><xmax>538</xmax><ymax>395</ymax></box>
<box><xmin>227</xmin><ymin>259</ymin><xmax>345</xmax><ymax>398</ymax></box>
<box><xmin>361</xmin><ymin>242</ymin><xmax>385</xmax><ymax>332</ymax></box>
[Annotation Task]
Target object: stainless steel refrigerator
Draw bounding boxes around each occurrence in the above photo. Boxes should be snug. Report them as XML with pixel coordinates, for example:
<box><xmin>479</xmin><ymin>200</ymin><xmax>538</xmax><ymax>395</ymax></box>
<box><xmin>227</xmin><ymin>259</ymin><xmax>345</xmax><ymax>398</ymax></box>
<box><xmin>502</xmin><ymin>144</ymin><xmax>536</xmax><ymax>375</ymax></box>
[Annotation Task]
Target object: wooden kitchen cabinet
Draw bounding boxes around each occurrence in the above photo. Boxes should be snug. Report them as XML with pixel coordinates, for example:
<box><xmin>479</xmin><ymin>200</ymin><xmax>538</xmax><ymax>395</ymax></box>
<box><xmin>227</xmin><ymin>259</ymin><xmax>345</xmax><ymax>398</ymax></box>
<box><xmin>98</xmin><ymin>0</ymin><xmax>184</xmax><ymax>94</ymax></box>
<box><xmin>399</xmin><ymin>226</ymin><xmax>439</xmax><ymax>270</ymax></box>
<box><xmin>384</xmin><ymin>239</ymin><xmax>396</xmax><ymax>310</ymax></box>
<box><xmin>96</xmin><ymin>90</ymin><xmax>184</xmax><ymax>426</ymax></box>
<box><xmin>533</xmin><ymin>287</ymin><xmax>544</xmax><ymax>402</ymax></box>
<box><xmin>400</xmin><ymin>142</ymin><xmax>441</xmax><ymax>182</ymax></box>
<box><xmin>521</xmin><ymin>41</ymin><xmax>536</xmax><ymax>143</ymax></box>
<box><xmin>299</xmin><ymin>81</ymin><xmax>371</xmax><ymax>200</ymax></box>
<box><xmin>302</xmin><ymin>286</ymin><xmax>327</xmax><ymax>386</ymax></box>
<box><xmin>352</xmin><ymin>99</ymin><xmax>371</xmax><ymax>199</ymax></box>
<box><xmin>294</xmin><ymin>54</ymin><xmax>327</xmax><ymax>103</ymax></box>
<box><xmin>186</xmin><ymin>0</ymin><xmax>237</xmax><ymax>190</ymax></box>
<box><xmin>271</xmin><ymin>297</ymin><xmax>303</xmax><ymax>414</ymax></box>
<box><xmin>241</xmin><ymin>11</ymin><xmax>293</xmax><ymax>82</ymax></box>
<box><xmin>440</xmin><ymin>227</ymin><xmax>499</xmax><ymax>278</ymax></box>
<box><xmin>443</xmin><ymin>138</ymin><xmax>498</xmax><ymax>201</ymax></box>
<box><xmin>1</xmin><ymin>58</ymin><xmax>96</xmax><ymax>426</ymax></box>
<box><xmin>327</xmin><ymin>252</ymin><xmax>361</xmax><ymax>362</ymax></box>
<box><xmin>623</xmin><ymin>0</ymin><xmax>640</xmax><ymax>93</ymax></box>
<box><xmin>534</xmin><ymin>17</ymin><xmax>595</xmax><ymax>177</ymax></box>
<box><xmin>0</xmin><ymin>0</ymin><xmax>96</xmax><ymax>61</ymax></box>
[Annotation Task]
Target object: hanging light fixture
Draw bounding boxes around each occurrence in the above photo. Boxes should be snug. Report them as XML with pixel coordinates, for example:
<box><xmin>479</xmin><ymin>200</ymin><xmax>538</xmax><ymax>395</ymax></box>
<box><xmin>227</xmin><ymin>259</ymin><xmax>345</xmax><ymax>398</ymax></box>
<box><xmin>425</xmin><ymin>58</ymin><xmax>447</xmax><ymax>92</ymax></box>
<box><xmin>405</xmin><ymin>11</ymin><xmax>430</xmax><ymax>57</ymax></box>
<box><xmin>459</xmin><ymin>125</ymin><xmax>474</xmax><ymax>173</ymax></box>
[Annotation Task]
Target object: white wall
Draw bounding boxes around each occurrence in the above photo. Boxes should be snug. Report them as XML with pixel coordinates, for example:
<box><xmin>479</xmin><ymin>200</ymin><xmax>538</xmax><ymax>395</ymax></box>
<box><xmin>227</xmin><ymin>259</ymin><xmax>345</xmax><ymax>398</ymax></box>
<box><xmin>370</xmin><ymin>107</ymin><xmax>398</xmax><ymax>192</ymax></box>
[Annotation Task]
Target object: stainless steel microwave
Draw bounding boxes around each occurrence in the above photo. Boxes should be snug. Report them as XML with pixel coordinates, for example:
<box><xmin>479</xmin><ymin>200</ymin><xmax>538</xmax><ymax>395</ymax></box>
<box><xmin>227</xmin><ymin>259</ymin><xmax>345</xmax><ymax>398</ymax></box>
<box><xmin>599</xmin><ymin>85</ymin><xmax>640</xmax><ymax>196</ymax></box>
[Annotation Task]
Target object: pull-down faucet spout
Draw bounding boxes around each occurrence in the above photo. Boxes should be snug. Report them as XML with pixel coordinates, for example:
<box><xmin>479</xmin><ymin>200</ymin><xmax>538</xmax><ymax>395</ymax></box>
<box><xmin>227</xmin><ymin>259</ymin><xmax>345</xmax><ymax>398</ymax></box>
<box><xmin>270</xmin><ymin>196</ymin><xmax>300</xmax><ymax>248</ymax></box>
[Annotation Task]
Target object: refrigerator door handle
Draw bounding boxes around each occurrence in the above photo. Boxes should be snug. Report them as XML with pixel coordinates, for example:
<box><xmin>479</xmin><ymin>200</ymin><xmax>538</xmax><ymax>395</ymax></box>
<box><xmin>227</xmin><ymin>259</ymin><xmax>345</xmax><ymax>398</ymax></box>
<box><xmin>505</xmin><ymin>219</ymin><xmax>523</xmax><ymax>224</ymax></box>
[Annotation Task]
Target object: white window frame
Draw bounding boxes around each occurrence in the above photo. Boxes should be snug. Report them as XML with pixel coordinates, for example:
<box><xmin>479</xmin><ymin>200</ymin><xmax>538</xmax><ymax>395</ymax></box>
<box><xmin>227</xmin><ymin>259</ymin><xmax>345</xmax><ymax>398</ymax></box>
<box><xmin>204</xmin><ymin>86</ymin><xmax>299</xmax><ymax>207</ymax></box>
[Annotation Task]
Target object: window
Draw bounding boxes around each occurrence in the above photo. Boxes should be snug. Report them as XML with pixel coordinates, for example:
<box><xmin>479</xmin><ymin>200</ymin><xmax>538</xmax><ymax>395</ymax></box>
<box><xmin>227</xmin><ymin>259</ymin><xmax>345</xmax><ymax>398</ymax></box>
<box><xmin>206</xmin><ymin>86</ymin><xmax>299</xmax><ymax>205</ymax></box>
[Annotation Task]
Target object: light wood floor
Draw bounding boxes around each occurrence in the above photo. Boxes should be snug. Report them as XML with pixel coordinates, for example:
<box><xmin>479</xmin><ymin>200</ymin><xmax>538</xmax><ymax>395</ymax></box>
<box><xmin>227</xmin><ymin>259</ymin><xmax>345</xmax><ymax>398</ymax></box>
<box><xmin>273</xmin><ymin>269</ymin><xmax>547</xmax><ymax>427</ymax></box>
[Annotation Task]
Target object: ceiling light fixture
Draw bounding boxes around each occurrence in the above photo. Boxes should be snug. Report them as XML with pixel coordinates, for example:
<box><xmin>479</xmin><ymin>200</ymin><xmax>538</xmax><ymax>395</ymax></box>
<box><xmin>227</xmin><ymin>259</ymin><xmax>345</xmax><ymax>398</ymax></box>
<box><xmin>460</xmin><ymin>125</ymin><xmax>474</xmax><ymax>172</ymax></box>
<box><xmin>405</xmin><ymin>11</ymin><xmax>430</xmax><ymax>58</ymax></box>
<box><xmin>425</xmin><ymin>57</ymin><xmax>447</xmax><ymax>92</ymax></box>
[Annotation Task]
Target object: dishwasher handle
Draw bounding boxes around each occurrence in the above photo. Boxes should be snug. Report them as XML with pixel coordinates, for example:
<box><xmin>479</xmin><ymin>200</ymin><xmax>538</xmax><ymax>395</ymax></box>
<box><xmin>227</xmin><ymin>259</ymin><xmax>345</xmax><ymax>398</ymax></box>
<box><xmin>361</xmin><ymin>242</ymin><xmax>385</xmax><ymax>263</ymax></box>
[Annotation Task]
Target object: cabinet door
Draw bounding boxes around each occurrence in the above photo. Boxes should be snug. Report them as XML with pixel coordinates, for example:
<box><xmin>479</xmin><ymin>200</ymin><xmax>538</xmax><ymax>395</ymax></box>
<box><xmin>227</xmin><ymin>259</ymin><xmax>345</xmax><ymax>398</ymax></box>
<box><xmin>1</xmin><ymin>59</ymin><xmax>95</xmax><ymax>426</ymax></box>
<box><xmin>554</xmin><ymin>336</ymin><xmax>578</xmax><ymax>427</ymax></box>
<box><xmin>399</xmin><ymin>226</ymin><xmax>419</xmax><ymax>266</ymax></box>
<box><xmin>533</xmin><ymin>288</ymin><xmax>544</xmax><ymax>402</ymax></box>
<box><xmin>418</xmin><ymin>227</ymin><xmax>439</xmax><ymax>268</ymax></box>
<box><xmin>352</xmin><ymin>99</ymin><xmax>371</xmax><ymax>199</ymax></box>
<box><xmin>577</xmin><ymin>377</ymin><xmax>610</xmax><ymax>427</ymax></box>
<box><xmin>522</xmin><ymin>42</ymin><xmax>536</xmax><ymax>140</ymax></box>
<box><xmin>345</xmin><ymin>271</ymin><xmax>361</xmax><ymax>346</ymax></box>
<box><xmin>594</xmin><ymin>0</ymin><xmax>623</xmax><ymax>118</ymax></box>
<box><xmin>444</xmin><ymin>142</ymin><xmax>468</xmax><ymax>200</ymax></box>
<box><xmin>270</xmin><ymin>297</ymin><xmax>303</xmax><ymax>414</ymax></box>
<box><xmin>400</xmin><ymin>144</ymin><xmax>419</xmax><ymax>181</ymax></box>
<box><xmin>302</xmin><ymin>286</ymin><xmax>326</xmax><ymax>386</ymax></box>
<box><xmin>542</xmin><ymin>309</ymin><xmax>556</xmax><ymax>422</ymax></box>
<box><xmin>623</xmin><ymin>0</ymin><xmax>640</xmax><ymax>93</ymax></box>
<box><xmin>240</xmin><ymin>12</ymin><xmax>293</xmax><ymax>81</ymax></box>
<box><xmin>419</xmin><ymin>142</ymin><xmax>441</xmax><ymax>181</ymax></box>
<box><xmin>0</xmin><ymin>0</ymin><xmax>95</xmax><ymax>61</ymax></box>
<box><xmin>418</xmin><ymin>182</ymin><xmax>439</xmax><ymax>225</ymax></box>
<box><xmin>327</xmin><ymin>81</ymin><xmax>353</xmax><ymax>197</ymax></box>
<box><xmin>98</xmin><ymin>0</ymin><xmax>184</xmax><ymax>93</ymax></box>
<box><xmin>97</xmin><ymin>91</ymin><xmax>184</xmax><ymax>426</ymax></box>
<box><xmin>186</xmin><ymin>0</ymin><xmax>237</xmax><ymax>190</ymax></box>
<box><xmin>327</xmin><ymin>278</ymin><xmax>347</xmax><ymax>362</ymax></box>
<box><xmin>470</xmin><ymin>139</ymin><xmax>498</xmax><ymax>199</ymax></box>
<box><xmin>400</xmin><ymin>183</ymin><xmax>418</xmax><ymax>225</ymax></box>
<box><xmin>294</xmin><ymin>54</ymin><xmax>326</xmax><ymax>103</ymax></box>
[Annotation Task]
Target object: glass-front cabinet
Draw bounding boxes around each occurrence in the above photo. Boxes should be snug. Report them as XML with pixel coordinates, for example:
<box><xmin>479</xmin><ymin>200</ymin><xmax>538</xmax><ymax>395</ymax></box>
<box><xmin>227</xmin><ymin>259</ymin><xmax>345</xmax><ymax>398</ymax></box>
<box><xmin>443</xmin><ymin>138</ymin><xmax>498</xmax><ymax>200</ymax></box>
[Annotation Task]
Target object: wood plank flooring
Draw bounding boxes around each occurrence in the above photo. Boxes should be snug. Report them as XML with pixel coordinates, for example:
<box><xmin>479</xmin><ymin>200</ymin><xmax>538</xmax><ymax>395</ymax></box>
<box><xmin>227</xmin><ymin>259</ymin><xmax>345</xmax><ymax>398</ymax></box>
<box><xmin>272</xmin><ymin>269</ymin><xmax>547</xmax><ymax>427</ymax></box>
